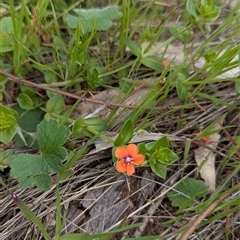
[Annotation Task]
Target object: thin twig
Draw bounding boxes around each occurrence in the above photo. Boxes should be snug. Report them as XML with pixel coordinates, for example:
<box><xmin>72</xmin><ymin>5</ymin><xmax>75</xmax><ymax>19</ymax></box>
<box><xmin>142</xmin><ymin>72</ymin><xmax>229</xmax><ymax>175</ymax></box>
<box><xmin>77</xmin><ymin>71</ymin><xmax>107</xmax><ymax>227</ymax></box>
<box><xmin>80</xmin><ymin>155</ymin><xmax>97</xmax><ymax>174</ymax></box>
<box><xmin>0</xmin><ymin>69</ymin><xmax>167</xmax><ymax>110</ymax></box>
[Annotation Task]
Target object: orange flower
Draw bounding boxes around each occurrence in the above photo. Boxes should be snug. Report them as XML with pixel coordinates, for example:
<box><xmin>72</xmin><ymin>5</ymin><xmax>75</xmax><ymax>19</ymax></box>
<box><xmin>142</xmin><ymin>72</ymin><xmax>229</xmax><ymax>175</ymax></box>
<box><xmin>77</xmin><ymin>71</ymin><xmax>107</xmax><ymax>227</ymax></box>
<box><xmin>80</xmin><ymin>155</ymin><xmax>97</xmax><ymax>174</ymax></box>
<box><xmin>115</xmin><ymin>144</ymin><xmax>144</xmax><ymax>176</ymax></box>
<box><xmin>161</xmin><ymin>59</ymin><xmax>170</xmax><ymax>67</ymax></box>
<box><xmin>202</xmin><ymin>136</ymin><xmax>211</xmax><ymax>143</ymax></box>
<box><xmin>195</xmin><ymin>132</ymin><xmax>211</xmax><ymax>143</ymax></box>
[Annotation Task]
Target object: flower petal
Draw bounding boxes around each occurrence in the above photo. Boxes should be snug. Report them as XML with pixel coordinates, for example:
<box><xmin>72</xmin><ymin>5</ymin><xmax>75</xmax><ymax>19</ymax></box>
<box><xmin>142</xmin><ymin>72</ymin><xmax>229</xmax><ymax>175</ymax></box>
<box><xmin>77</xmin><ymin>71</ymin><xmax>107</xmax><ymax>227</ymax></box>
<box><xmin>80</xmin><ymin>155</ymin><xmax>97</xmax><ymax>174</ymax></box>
<box><xmin>116</xmin><ymin>160</ymin><xmax>127</xmax><ymax>173</ymax></box>
<box><xmin>115</xmin><ymin>146</ymin><xmax>128</xmax><ymax>159</ymax></box>
<box><xmin>133</xmin><ymin>154</ymin><xmax>144</xmax><ymax>165</ymax></box>
<box><xmin>127</xmin><ymin>144</ymin><xmax>138</xmax><ymax>157</ymax></box>
<box><xmin>126</xmin><ymin>164</ymin><xmax>135</xmax><ymax>176</ymax></box>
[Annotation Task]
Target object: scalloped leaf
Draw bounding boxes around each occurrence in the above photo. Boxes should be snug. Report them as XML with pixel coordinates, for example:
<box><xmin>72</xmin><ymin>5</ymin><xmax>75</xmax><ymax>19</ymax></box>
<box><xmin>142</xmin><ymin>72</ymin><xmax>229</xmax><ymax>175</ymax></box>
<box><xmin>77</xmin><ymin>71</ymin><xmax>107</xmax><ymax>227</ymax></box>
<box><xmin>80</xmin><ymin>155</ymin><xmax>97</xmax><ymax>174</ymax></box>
<box><xmin>65</xmin><ymin>5</ymin><xmax>122</xmax><ymax>32</ymax></box>
<box><xmin>167</xmin><ymin>177</ymin><xmax>209</xmax><ymax>210</ymax></box>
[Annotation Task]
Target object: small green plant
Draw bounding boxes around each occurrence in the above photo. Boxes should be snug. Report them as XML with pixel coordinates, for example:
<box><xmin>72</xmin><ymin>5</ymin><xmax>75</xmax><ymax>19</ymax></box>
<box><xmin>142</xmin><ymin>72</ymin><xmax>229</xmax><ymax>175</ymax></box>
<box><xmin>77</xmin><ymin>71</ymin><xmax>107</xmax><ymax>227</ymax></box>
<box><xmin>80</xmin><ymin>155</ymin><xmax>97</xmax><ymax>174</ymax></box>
<box><xmin>113</xmin><ymin>120</ymin><xmax>179</xmax><ymax>178</ymax></box>
<box><xmin>186</xmin><ymin>0</ymin><xmax>221</xmax><ymax>24</ymax></box>
<box><xmin>10</xmin><ymin>119</ymin><xmax>70</xmax><ymax>190</ymax></box>
<box><xmin>0</xmin><ymin>103</ymin><xmax>18</xmax><ymax>144</ymax></box>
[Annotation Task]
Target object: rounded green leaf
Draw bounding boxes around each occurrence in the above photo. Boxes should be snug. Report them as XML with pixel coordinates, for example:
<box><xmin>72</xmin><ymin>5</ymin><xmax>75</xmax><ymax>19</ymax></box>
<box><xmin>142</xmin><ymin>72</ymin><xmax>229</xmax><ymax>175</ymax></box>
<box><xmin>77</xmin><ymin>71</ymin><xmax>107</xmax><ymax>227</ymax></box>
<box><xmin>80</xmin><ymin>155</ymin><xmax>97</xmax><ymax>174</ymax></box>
<box><xmin>145</xmin><ymin>142</ymin><xmax>155</xmax><ymax>152</ymax></box>
<box><xmin>84</xmin><ymin>117</ymin><xmax>108</xmax><ymax>137</ymax></box>
<box><xmin>44</xmin><ymin>71</ymin><xmax>58</xmax><ymax>84</ymax></box>
<box><xmin>114</xmin><ymin>119</ymin><xmax>134</xmax><ymax>146</ymax></box>
<box><xmin>46</xmin><ymin>94</ymin><xmax>65</xmax><ymax>114</ymax></box>
<box><xmin>140</xmin><ymin>56</ymin><xmax>165</xmax><ymax>71</ymax></box>
<box><xmin>112</xmin><ymin>146</ymin><xmax>118</xmax><ymax>163</ymax></box>
<box><xmin>72</xmin><ymin>117</ymin><xmax>86</xmax><ymax>137</ymax></box>
<box><xmin>186</xmin><ymin>0</ymin><xmax>199</xmax><ymax>19</ymax></box>
<box><xmin>17</xmin><ymin>93</ymin><xmax>34</xmax><ymax>110</ymax></box>
<box><xmin>0</xmin><ymin>104</ymin><xmax>18</xmax><ymax>144</ymax></box>
<box><xmin>149</xmin><ymin>161</ymin><xmax>167</xmax><ymax>179</ymax></box>
<box><xmin>138</xmin><ymin>142</ymin><xmax>146</xmax><ymax>155</ymax></box>
<box><xmin>0</xmin><ymin>149</ymin><xmax>14</xmax><ymax>170</ymax></box>
<box><xmin>167</xmin><ymin>177</ymin><xmax>209</xmax><ymax>210</ymax></box>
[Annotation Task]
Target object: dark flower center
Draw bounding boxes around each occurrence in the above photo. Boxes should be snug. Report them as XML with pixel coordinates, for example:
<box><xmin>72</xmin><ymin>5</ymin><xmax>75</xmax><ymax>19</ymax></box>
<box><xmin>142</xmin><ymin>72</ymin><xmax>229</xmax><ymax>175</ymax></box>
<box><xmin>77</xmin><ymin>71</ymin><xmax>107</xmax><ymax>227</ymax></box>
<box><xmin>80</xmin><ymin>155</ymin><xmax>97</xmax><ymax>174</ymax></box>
<box><xmin>124</xmin><ymin>155</ymin><xmax>133</xmax><ymax>164</ymax></box>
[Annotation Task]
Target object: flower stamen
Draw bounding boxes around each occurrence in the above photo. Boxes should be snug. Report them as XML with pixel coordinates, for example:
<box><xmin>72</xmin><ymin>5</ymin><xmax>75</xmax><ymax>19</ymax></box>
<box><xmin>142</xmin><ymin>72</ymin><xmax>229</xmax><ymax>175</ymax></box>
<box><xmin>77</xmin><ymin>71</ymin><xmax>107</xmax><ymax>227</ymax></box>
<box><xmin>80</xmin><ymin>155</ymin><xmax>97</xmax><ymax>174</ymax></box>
<box><xmin>124</xmin><ymin>155</ymin><xmax>133</xmax><ymax>164</ymax></box>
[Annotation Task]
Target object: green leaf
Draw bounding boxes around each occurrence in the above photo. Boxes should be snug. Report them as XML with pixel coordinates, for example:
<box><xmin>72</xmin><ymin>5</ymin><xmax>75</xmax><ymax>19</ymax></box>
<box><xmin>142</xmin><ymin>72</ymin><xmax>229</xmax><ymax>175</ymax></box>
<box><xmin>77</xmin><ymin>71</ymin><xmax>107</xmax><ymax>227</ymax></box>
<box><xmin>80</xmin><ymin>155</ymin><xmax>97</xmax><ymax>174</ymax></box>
<box><xmin>138</xmin><ymin>142</ymin><xmax>146</xmax><ymax>155</ymax></box>
<box><xmin>112</xmin><ymin>146</ymin><xmax>118</xmax><ymax>163</ymax></box>
<box><xmin>177</xmin><ymin>68</ymin><xmax>191</xmax><ymax>82</ymax></box>
<box><xmin>10</xmin><ymin>154</ymin><xmax>52</xmax><ymax>190</ymax></box>
<box><xmin>44</xmin><ymin>71</ymin><xmax>58</xmax><ymax>84</ymax></box>
<box><xmin>14</xmin><ymin>107</ymin><xmax>42</xmax><ymax>132</ymax></box>
<box><xmin>203</xmin><ymin>48</ymin><xmax>217</xmax><ymax>62</ymax></box>
<box><xmin>176</xmin><ymin>68</ymin><xmax>191</xmax><ymax>100</ymax></box>
<box><xmin>152</xmin><ymin>148</ymin><xmax>178</xmax><ymax>165</ymax></box>
<box><xmin>65</xmin><ymin>5</ymin><xmax>122</xmax><ymax>32</ymax></box>
<box><xmin>73</xmin><ymin>117</ymin><xmax>88</xmax><ymax>137</ymax></box>
<box><xmin>46</xmin><ymin>94</ymin><xmax>65</xmax><ymax>114</ymax></box>
<box><xmin>149</xmin><ymin>162</ymin><xmax>167</xmax><ymax>179</ymax></box>
<box><xmin>140</xmin><ymin>56</ymin><xmax>165</xmax><ymax>71</ymax></box>
<box><xmin>37</xmin><ymin>119</ymin><xmax>70</xmax><ymax>159</ymax></box>
<box><xmin>147</xmin><ymin>137</ymin><xmax>169</xmax><ymax>154</ymax></box>
<box><xmin>166</xmin><ymin>149</ymin><xmax>179</xmax><ymax>164</ymax></box>
<box><xmin>186</xmin><ymin>0</ymin><xmax>199</xmax><ymax>19</ymax></box>
<box><xmin>167</xmin><ymin>177</ymin><xmax>209</xmax><ymax>210</ymax></box>
<box><xmin>114</xmin><ymin>119</ymin><xmax>134</xmax><ymax>146</ymax></box>
<box><xmin>124</xmin><ymin>38</ymin><xmax>142</xmax><ymax>57</ymax></box>
<box><xmin>0</xmin><ymin>104</ymin><xmax>18</xmax><ymax>144</ymax></box>
<box><xmin>169</xmin><ymin>25</ymin><xmax>193</xmax><ymax>43</ymax></box>
<box><xmin>145</xmin><ymin>142</ymin><xmax>155</xmax><ymax>152</ymax></box>
<box><xmin>10</xmin><ymin>120</ymin><xmax>70</xmax><ymax>190</ymax></box>
<box><xmin>0</xmin><ymin>16</ymin><xmax>14</xmax><ymax>53</ymax></box>
<box><xmin>15</xmin><ymin>128</ymin><xmax>38</xmax><ymax>148</ymax></box>
<box><xmin>13</xmin><ymin>107</ymin><xmax>42</xmax><ymax>148</ymax></box>
<box><xmin>43</xmin><ymin>154</ymin><xmax>63</xmax><ymax>171</ymax></box>
<box><xmin>93</xmin><ymin>67</ymin><xmax>110</xmax><ymax>86</ymax></box>
<box><xmin>199</xmin><ymin>0</ymin><xmax>221</xmax><ymax>23</ymax></box>
<box><xmin>72</xmin><ymin>117</ymin><xmax>86</xmax><ymax>137</ymax></box>
<box><xmin>34</xmin><ymin>172</ymin><xmax>52</xmax><ymax>190</ymax></box>
<box><xmin>52</xmin><ymin>0</ymin><xmax>68</xmax><ymax>11</ymax></box>
<box><xmin>64</xmin><ymin>14</ymin><xmax>78</xmax><ymax>29</ymax></box>
<box><xmin>0</xmin><ymin>149</ymin><xmax>14</xmax><ymax>171</ymax></box>
<box><xmin>84</xmin><ymin>117</ymin><xmax>108</xmax><ymax>137</ymax></box>
<box><xmin>20</xmin><ymin>84</ymin><xmax>36</xmax><ymax>97</ymax></box>
<box><xmin>17</xmin><ymin>93</ymin><xmax>34</xmax><ymax>110</ymax></box>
